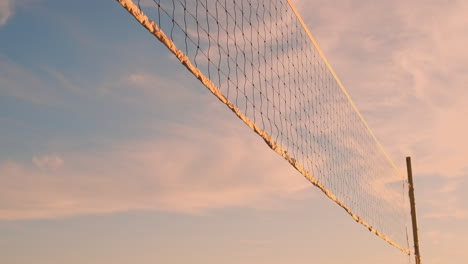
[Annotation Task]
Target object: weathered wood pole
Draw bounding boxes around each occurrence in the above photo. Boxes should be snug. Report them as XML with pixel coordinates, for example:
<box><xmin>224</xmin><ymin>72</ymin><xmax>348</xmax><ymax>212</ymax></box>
<box><xmin>406</xmin><ymin>156</ymin><xmax>421</xmax><ymax>264</ymax></box>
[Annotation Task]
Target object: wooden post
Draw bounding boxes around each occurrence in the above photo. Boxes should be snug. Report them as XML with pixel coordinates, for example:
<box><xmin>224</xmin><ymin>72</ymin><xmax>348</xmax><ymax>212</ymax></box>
<box><xmin>406</xmin><ymin>157</ymin><xmax>421</xmax><ymax>264</ymax></box>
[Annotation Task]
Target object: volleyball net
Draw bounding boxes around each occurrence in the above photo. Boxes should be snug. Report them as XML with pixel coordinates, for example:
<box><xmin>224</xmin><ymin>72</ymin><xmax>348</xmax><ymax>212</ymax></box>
<box><xmin>116</xmin><ymin>0</ymin><xmax>411</xmax><ymax>254</ymax></box>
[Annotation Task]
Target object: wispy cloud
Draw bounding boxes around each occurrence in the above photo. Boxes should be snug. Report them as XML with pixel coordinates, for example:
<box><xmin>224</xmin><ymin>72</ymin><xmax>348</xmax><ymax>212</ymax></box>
<box><xmin>424</xmin><ymin>209</ymin><xmax>468</xmax><ymax>220</ymax></box>
<box><xmin>32</xmin><ymin>154</ymin><xmax>64</xmax><ymax>170</ymax></box>
<box><xmin>423</xmin><ymin>230</ymin><xmax>456</xmax><ymax>246</ymax></box>
<box><xmin>0</xmin><ymin>58</ymin><xmax>64</xmax><ymax>105</ymax></box>
<box><xmin>0</xmin><ymin>116</ymin><xmax>313</xmax><ymax>220</ymax></box>
<box><xmin>0</xmin><ymin>0</ymin><xmax>13</xmax><ymax>26</ymax></box>
<box><xmin>438</xmin><ymin>180</ymin><xmax>462</xmax><ymax>194</ymax></box>
<box><xmin>422</xmin><ymin>179</ymin><xmax>468</xmax><ymax>220</ymax></box>
<box><xmin>295</xmin><ymin>0</ymin><xmax>468</xmax><ymax>179</ymax></box>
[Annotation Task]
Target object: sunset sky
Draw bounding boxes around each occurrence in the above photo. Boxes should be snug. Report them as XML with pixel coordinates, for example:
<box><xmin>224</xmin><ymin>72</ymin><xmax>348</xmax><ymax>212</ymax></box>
<box><xmin>1</xmin><ymin>0</ymin><xmax>467</xmax><ymax>263</ymax></box>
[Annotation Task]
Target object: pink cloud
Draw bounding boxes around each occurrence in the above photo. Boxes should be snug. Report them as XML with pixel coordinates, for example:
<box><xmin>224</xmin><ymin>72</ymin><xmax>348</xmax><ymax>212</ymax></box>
<box><xmin>0</xmin><ymin>0</ymin><xmax>40</xmax><ymax>26</ymax></box>
<box><xmin>424</xmin><ymin>194</ymin><xmax>468</xmax><ymax>220</ymax></box>
<box><xmin>293</xmin><ymin>0</ymin><xmax>468</xmax><ymax>179</ymax></box>
<box><xmin>0</xmin><ymin>0</ymin><xmax>12</xmax><ymax>25</ymax></box>
<box><xmin>424</xmin><ymin>209</ymin><xmax>468</xmax><ymax>220</ymax></box>
<box><xmin>32</xmin><ymin>155</ymin><xmax>64</xmax><ymax>170</ymax></box>
<box><xmin>0</xmin><ymin>118</ymin><xmax>313</xmax><ymax>220</ymax></box>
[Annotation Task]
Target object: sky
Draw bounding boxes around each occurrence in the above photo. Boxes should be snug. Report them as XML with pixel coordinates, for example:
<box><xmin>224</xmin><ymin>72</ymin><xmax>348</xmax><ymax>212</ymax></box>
<box><xmin>0</xmin><ymin>0</ymin><xmax>467</xmax><ymax>263</ymax></box>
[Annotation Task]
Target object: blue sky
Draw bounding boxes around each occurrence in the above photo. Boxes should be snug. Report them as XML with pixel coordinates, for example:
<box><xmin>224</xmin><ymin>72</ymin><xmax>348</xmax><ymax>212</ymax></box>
<box><xmin>1</xmin><ymin>0</ymin><xmax>468</xmax><ymax>263</ymax></box>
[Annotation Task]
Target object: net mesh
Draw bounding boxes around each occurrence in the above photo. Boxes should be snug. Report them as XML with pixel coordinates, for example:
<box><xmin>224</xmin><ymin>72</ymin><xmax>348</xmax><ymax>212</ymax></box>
<box><xmin>117</xmin><ymin>0</ymin><xmax>410</xmax><ymax>254</ymax></box>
